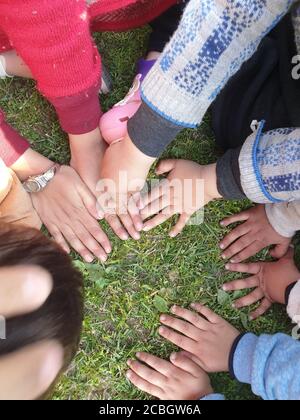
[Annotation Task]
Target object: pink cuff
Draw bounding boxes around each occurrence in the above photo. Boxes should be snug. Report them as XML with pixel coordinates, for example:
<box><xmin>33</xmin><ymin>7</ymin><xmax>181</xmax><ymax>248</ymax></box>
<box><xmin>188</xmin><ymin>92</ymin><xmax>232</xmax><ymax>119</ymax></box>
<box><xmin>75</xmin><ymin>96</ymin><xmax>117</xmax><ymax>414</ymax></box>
<box><xmin>0</xmin><ymin>111</ymin><xmax>30</xmax><ymax>166</ymax></box>
<box><xmin>50</xmin><ymin>82</ymin><xmax>102</xmax><ymax>135</ymax></box>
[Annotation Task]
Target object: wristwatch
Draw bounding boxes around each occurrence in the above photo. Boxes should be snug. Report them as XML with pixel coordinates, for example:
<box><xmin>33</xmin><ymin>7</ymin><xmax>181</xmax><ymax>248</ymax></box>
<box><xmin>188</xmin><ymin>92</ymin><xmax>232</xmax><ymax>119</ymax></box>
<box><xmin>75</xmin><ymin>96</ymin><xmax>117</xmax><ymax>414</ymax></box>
<box><xmin>22</xmin><ymin>164</ymin><xmax>60</xmax><ymax>193</ymax></box>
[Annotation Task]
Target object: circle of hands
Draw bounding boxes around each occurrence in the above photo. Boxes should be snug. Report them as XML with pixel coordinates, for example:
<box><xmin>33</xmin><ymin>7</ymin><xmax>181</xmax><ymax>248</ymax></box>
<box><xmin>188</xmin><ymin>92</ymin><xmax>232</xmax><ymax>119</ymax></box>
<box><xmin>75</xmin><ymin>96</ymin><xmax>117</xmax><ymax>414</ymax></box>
<box><xmin>15</xmin><ymin>143</ymin><xmax>297</xmax><ymax>400</ymax></box>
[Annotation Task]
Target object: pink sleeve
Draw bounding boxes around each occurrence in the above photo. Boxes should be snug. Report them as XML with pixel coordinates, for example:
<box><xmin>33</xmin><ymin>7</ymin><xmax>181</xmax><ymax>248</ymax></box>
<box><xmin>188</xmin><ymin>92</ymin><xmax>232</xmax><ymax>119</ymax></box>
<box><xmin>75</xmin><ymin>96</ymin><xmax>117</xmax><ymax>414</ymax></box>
<box><xmin>0</xmin><ymin>0</ymin><xmax>102</xmax><ymax>134</ymax></box>
<box><xmin>0</xmin><ymin>110</ymin><xmax>30</xmax><ymax>166</ymax></box>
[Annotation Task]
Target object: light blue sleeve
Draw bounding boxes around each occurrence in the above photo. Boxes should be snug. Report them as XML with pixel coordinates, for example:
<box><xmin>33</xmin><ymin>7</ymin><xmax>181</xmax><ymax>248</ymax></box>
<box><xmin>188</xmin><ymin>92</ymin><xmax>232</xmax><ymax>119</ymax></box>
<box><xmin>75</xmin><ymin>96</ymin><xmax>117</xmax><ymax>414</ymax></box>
<box><xmin>201</xmin><ymin>394</ymin><xmax>225</xmax><ymax>401</ymax></box>
<box><xmin>233</xmin><ymin>333</ymin><xmax>300</xmax><ymax>400</ymax></box>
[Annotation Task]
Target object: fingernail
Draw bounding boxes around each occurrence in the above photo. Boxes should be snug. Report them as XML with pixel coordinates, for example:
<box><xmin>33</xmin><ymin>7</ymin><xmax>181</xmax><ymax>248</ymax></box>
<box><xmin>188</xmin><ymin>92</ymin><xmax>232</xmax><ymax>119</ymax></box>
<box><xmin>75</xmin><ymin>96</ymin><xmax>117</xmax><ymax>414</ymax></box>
<box><xmin>134</xmin><ymin>233</ymin><xmax>141</xmax><ymax>240</ymax></box>
<box><xmin>127</xmin><ymin>360</ymin><xmax>132</xmax><ymax>366</ymax></box>
<box><xmin>220</xmin><ymin>221</ymin><xmax>225</xmax><ymax>226</ymax></box>
<box><xmin>126</xmin><ymin>370</ymin><xmax>132</xmax><ymax>379</ymax></box>
<box><xmin>136</xmin><ymin>352</ymin><xmax>141</xmax><ymax>358</ymax></box>
<box><xmin>219</xmin><ymin>243</ymin><xmax>225</xmax><ymax>249</ymax></box>
<box><xmin>85</xmin><ymin>255</ymin><xmax>94</xmax><ymax>263</ymax></box>
<box><xmin>169</xmin><ymin>232</ymin><xmax>177</xmax><ymax>238</ymax></box>
<box><xmin>143</xmin><ymin>226</ymin><xmax>151</xmax><ymax>232</ymax></box>
<box><xmin>171</xmin><ymin>305</ymin><xmax>177</xmax><ymax>313</ymax></box>
<box><xmin>221</xmin><ymin>254</ymin><xmax>227</xmax><ymax>260</ymax></box>
<box><xmin>249</xmin><ymin>315</ymin><xmax>254</xmax><ymax>321</ymax></box>
<box><xmin>158</xmin><ymin>327</ymin><xmax>165</xmax><ymax>334</ymax></box>
<box><xmin>160</xmin><ymin>315</ymin><xmax>167</xmax><ymax>322</ymax></box>
<box><xmin>170</xmin><ymin>352</ymin><xmax>176</xmax><ymax>361</ymax></box>
<box><xmin>121</xmin><ymin>233</ymin><xmax>129</xmax><ymax>240</ymax></box>
<box><xmin>225</xmin><ymin>264</ymin><xmax>230</xmax><ymax>270</ymax></box>
<box><xmin>222</xmin><ymin>285</ymin><xmax>228</xmax><ymax>291</ymax></box>
<box><xmin>230</xmin><ymin>259</ymin><xmax>236</xmax><ymax>263</ymax></box>
<box><xmin>190</xmin><ymin>303</ymin><xmax>196</xmax><ymax>308</ymax></box>
<box><xmin>232</xmin><ymin>303</ymin><xmax>236</xmax><ymax>309</ymax></box>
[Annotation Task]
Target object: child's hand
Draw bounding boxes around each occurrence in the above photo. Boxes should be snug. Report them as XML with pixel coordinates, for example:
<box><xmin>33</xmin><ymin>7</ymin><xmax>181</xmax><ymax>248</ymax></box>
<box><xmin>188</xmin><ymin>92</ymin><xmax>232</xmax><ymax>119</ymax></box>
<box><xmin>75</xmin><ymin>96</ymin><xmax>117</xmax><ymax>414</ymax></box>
<box><xmin>158</xmin><ymin>304</ymin><xmax>240</xmax><ymax>372</ymax></box>
<box><xmin>223</xmin><ymin>248</ymin><xmax>300</xmax><ymax>319</ymax></box>
<box><xmin>140</xmin><ymin>160</ymin><xmax>221</xmax><ymax>237</ymax></box>
<box><xmin>99</xmin><ymin>134</ymin><xmax>155</xmax><ymax>240</ymax></box>
<box><xmin>126</xmin><ymin>352</ymin><xmax>213</xmax><ymax>400</ymax></box>
<box><xmin>219</xmin><ymin>205</ymin><xmax>291</xmax><ymax>263</ymax></box>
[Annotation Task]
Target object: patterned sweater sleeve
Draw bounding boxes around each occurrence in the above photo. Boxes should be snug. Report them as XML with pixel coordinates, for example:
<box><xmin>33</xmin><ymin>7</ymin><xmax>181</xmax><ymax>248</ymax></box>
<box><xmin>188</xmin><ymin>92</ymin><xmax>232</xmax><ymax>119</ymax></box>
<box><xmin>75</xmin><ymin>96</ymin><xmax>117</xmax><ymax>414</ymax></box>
<box><xmin>239</xmin><ymin>123</ymin><xmax>300</xmax><ymax>203</ymax></box>
<box><xmin>128</xmin><ymin>0</ymin><xmax>295</xmax><ymax>157</ymax></box>
<box><xmin>265</xmin><ymin>201</ymin><xmax>300</xmax><ymax>238</ymax></box>
<box><xmin>231</xmin><ymin>333</ymin><xmax>300</xmax><ymax>400</ymax></box>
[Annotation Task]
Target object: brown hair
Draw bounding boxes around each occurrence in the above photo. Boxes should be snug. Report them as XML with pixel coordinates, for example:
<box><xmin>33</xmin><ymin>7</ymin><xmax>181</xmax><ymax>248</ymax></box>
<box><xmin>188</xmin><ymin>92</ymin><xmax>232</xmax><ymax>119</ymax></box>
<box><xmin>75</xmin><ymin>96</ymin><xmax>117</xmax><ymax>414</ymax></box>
<box><xmin>0</xmin><ymin>222</ymin><xmax>83</xmax><ymax>381</ymax></box>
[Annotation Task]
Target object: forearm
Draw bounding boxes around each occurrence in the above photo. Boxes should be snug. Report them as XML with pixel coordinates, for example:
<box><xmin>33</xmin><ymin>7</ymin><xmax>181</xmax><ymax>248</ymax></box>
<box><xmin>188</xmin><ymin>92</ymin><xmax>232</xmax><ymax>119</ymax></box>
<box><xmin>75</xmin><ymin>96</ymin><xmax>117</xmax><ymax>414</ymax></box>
<box><xmin>130</xmin><ymin>0</ymin><xmax>294</xmax><ymax>158</ymax></box>
<box><xmin>10</xmin><ymin>148</ymin><xmax>54</xmax><ymax>181</ymax></box>
<box><xmin>231</xmin><ymin>332</ymin><xmax>300</xmax><ymax>400</ymax></box>
<box><xmin>141</xmin><ymin>0</ymin><xmax>294</xmax><ymax>129</ymax></box>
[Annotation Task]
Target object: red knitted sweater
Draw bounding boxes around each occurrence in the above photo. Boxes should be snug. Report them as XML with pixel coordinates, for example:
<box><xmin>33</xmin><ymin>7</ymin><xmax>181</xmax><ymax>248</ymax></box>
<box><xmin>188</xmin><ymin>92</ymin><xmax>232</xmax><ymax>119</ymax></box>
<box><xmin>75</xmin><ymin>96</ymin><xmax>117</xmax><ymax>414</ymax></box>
<box><xmin>0</xmin><ymin>0</ymin><xmax>177</xmax><ymax>165</ymax></box>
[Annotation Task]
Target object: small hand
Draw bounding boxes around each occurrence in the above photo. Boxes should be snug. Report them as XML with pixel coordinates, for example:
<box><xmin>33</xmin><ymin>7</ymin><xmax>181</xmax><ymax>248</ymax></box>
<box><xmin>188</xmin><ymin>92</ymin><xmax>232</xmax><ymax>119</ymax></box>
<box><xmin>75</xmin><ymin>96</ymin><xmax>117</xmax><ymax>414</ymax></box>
<box><xmin>99</xmin><ymin>134</ymin><xmax>154</xmax><ymax>240</ymax></box>
<box><xmin>158</xmin><ymin>304</ymin><xmax>239</xmax><ymax>372</ymax></box>
<box><xmin>219</xmin><ymin>205</ymin><xmax>291</xmax><ymax>263</ymax></box>
<box><xmin>141</xmin><ymin>160</ymin><xmax>220</xmax><ymax>237</ymax></box>
<box><xmin>126</xmin><ymin>352</ymin><xmax>213</xmax><ymax>400</ymax></box>
<box><xmin>223</xmin><ymin>248</ymin><xmax>300</xmax><ymax>319</ymax></box>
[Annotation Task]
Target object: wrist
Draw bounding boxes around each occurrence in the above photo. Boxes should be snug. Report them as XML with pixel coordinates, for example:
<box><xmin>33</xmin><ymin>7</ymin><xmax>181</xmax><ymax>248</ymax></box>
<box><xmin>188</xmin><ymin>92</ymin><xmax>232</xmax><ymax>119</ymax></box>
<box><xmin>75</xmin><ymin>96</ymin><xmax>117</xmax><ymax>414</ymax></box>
<box><xmin>69</xmin><ymin>128</ymin><xmax>106</xmax><ymax>165</ymax></box>
<box><xmin>202</xmin><ymin>163</ymin><xmax>222</xmax><ymax>200</ymax></box>
<box><xmin>124</xmin><ymin>134</ymin><xmax>156</xmax><ymax>167</ymax></box>
<box><xmin>10</xmin><ymin>149</ymin><xmax>54</xmax><ymax>181</ymax></box>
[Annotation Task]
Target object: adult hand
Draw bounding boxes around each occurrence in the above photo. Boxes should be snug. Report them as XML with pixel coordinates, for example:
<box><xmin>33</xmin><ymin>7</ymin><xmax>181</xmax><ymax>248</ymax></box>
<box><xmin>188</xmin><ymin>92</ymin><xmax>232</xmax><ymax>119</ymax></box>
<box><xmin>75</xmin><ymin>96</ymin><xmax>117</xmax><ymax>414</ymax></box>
<box><xmin>31</xmin><ymin>165</ymin><xmax>111</xmax><ymax>262</ymax></box>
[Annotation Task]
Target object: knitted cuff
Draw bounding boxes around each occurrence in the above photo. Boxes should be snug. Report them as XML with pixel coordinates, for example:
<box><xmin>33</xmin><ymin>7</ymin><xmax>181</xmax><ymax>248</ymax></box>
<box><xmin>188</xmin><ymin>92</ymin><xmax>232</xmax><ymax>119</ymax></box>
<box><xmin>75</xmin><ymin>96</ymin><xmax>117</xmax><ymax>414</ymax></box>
<box><xmin>128</xmin><ymin>101</ymin><xmax>182</xmax><ymax>158</ymax></box>
<box><xmin>216</xmin><ymin>147</ymin><xmax>245</xmax><ymax>200</ymax></box>
<box><xmin>265</xmin><ymin>203</ymin><xmax>296</xmax><ymax>238</ymax></box>
<box><xmin>50</xmin><ymin>82</ymin><xmax>102</xmax><ymax>135</ymax></box>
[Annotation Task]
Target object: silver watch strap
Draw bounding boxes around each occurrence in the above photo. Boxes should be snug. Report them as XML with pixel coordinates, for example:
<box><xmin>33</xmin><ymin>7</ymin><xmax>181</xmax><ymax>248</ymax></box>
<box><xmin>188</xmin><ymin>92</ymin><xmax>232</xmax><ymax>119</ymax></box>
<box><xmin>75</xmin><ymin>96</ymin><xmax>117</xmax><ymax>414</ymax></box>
<box><xmin>22</xmin><ymin>164</ymin><xmax>60</xmax><ymax>192</ymax></box>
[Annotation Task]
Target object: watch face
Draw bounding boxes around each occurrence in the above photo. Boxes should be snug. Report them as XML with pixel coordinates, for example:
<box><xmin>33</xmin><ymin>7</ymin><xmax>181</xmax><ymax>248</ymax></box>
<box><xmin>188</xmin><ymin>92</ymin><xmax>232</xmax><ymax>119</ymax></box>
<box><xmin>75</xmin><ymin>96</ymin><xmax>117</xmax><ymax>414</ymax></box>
<box><xmin>24</xmin><ymin>180</ymin><xmax>41</xmax><ymax>193</ymax></box>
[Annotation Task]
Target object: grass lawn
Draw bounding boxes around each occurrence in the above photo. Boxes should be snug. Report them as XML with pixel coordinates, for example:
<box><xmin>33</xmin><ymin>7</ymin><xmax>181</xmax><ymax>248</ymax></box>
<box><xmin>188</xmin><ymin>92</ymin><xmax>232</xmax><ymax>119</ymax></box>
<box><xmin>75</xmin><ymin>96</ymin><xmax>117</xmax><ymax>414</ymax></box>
<box><xmin>0</xmin><ymin>28</ymin><xmax>295</xmax><ymax>400</ymax></box>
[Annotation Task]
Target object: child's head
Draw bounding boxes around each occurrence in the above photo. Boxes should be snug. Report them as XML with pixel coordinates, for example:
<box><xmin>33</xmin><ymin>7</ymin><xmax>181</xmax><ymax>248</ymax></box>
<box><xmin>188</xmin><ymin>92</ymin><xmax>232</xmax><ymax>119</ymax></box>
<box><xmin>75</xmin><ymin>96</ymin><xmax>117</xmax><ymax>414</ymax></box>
<box><xmin>0</xmin><ymin>222</ymin><xmax>83</xmax><ymax>396</ymax></box>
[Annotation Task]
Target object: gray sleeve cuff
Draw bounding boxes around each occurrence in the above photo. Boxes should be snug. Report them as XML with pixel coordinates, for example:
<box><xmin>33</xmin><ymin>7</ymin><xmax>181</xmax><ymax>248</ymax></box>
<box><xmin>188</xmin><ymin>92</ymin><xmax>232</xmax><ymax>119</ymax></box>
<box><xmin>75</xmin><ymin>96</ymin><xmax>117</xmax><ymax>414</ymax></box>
<box><xmin>216</xmin><ymin>147</ymin><xmax>246</xmax><ymax>200</ymax></box>
<box><xmin>127</xmin><ymin>101</ymin><xmax>182</xmax><ymax>158</ymax></box>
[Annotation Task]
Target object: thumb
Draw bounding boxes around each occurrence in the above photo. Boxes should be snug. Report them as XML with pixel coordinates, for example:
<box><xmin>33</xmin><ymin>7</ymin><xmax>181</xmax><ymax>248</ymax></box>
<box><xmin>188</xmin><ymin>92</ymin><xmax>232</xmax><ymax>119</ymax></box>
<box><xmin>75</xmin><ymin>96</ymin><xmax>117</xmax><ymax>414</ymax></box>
<box><xmin>156</xmin><ymin>159</ymin><xmax>176</xmax><ymax>175</ymax></box>
<box><xmin>269</xmin><ymin>241</ymin><xmax>292</xmax><ymax>259</ymax></box>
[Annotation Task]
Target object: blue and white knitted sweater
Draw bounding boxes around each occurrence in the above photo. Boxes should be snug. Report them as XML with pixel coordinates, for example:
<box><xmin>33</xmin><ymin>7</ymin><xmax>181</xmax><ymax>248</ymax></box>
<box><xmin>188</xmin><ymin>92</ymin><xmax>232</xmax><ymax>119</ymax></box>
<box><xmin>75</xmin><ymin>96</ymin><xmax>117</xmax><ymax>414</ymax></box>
<box><xmin>128</xmin><ymin>0</ymin><xmax>300</xmax><ymax>238</ymax></box>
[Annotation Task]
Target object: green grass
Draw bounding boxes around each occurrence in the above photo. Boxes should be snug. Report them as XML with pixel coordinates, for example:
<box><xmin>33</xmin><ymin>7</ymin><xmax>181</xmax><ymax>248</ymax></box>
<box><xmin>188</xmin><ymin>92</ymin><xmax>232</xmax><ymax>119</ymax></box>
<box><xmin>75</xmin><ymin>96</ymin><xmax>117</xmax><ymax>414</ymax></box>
<box><xmin>0</xmin><ymin>28</ymin><xmax>294</xmax><ymax>400</ymax></box>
